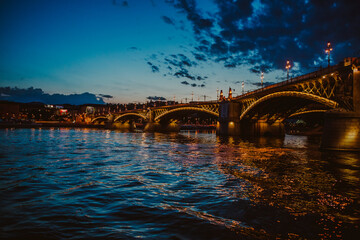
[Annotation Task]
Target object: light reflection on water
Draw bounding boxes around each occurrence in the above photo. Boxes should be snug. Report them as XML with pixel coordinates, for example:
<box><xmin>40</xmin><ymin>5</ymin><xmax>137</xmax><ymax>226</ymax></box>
<box><xmin>0</xmin><ymin>128</ymin><xmax>359</xmax><ymax>239</ymax></box>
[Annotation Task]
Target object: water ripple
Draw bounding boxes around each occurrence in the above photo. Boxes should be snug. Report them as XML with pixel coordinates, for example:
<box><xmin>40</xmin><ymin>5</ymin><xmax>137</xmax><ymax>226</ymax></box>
<box><xmin>0</xmin><ymin>129</ymin><xmax>359</xmax><ymax>239</ymax></box>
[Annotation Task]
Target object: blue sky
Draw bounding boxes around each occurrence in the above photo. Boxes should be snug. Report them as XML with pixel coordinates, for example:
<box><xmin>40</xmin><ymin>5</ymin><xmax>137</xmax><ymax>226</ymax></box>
<box><xmin>1</xmin><ymin>0</ymin><xmax>359</xmax><ymax>104</ymax></box>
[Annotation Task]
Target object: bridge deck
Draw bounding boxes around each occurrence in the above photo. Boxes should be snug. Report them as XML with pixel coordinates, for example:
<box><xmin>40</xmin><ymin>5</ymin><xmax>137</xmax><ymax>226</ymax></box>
<box><xmin>234</xmin><ymin>63</ymin><xmax>350</xmax><ymax>100</ymax></box>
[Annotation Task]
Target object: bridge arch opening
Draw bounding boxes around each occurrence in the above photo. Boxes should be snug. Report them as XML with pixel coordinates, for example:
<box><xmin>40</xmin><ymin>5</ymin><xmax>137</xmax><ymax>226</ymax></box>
<box><xmin>91</xmin><ymin>116</ymin><xmax>108</xmax><ymax>124</ymax></box>
<box><xmin>240</xmin><ymin>91</ymin><xmax>339</xmax><ymax>121</ymax></box>
<box><xmin>113</xmin><ymin>113</ymin><xmax>147</xmax><ymax>123</ymax></box>
<box><xmin>154</xmin><ymin>107</ymin><xmax>219</xmax><ymax>124</ymax></box>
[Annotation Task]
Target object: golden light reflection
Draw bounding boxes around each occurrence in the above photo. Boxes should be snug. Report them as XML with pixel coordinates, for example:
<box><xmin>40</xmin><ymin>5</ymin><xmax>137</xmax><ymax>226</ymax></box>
<box><xmin>211</xmin><ymin>139</ymin><xmax>358</xmax><ymax>239</ymax></box>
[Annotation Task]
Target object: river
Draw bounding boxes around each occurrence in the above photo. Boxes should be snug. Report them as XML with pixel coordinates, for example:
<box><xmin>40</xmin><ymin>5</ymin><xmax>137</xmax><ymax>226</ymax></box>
<box><xmin>0</xmin><ymin>128</ymin><xmax>359</xmax><ymax>239</ymax></box>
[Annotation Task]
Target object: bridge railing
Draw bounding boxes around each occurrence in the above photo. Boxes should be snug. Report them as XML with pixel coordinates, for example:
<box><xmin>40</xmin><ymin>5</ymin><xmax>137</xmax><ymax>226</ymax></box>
<box><xmin>234</xmin><ymin>64</ymin><xmax>349</xmax><ymax>100</ymax></box>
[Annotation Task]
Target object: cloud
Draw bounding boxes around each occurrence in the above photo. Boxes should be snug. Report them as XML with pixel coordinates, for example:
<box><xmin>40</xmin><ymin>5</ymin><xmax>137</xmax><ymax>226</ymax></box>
<box><xmin>158</xmin><ymin>53</ymin><xmax>208</xmax><ymax>83</ymax></box>
<box><xmin>165</xmin><ymin>0</ymin><xmax>360</xmax><ymax>73</ymax></box>
<box><xmin>151</xmin><ymin>65</ymin><xmax>160</xmax><ymax>72</ymax></box>
<box><xmin>147</xmin><ymin>61</ymin><xmax>160</xmax><ymax>73</ymax></box>
<box><xmin>0</xmin><ymin>87</ymin><xmax>106</xmax><ymax>105</ymax></box>
<box><xmin>112</xmin><ymin>0</ymin><xmax>128</xmax><ymax>7</ymax></box>
<box><xmin>174</xmin><ymin>69</ymin><xmax>195</xmax><ymax>80</ymax></box>
<box><xmin>192</xmin><ymin>52</ymin><xmax>207</xmax><ymax>61</ymax></box>
<box><xmin>181</xmin><ymin>81</ymin><xmax>190</xmax><ymax>85</ymax></box>
<box><xmin>165</xmin><ymin>53</ymin><xmax>197</xmax><ymax>68</ymax></box>
<box><xmin>249</xmin><ymin>64</ymin><xmax>273</xmax><ymax>74</ymax></box>
<box><xmin>122</xmin><ymin>1</ymin><xmax>128</xmax><ymax>7</ymax></box>
<box><xmin>147</xmin><ymin>96</ymin><xmax>166</xmax><ymax>101</ymax></box>
<box><xmin>170</xmin><ymin>0</ymin><xmax>214</xmax><ymax>34</ymax></box>
<box><xmin>98</xmin><ymin>94</ymin><xmax>113</xmax><ymax>99</ymax></box>
<box><xmin>162</xmin><ymin>16</ymin><xmax>174</xmax><ymax>25</ymax></box>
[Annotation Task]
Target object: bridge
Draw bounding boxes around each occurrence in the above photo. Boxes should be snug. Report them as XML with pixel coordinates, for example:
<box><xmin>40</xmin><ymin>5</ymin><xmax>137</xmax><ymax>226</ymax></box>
<box><xmin>91</xmin><ymin>101</ymin><xmax>219</xmax><ymax>132</ymax></box>
<box><xmin>91</xmin><ymin>57</ymin><xmax>360</xmax><ymax>151</ymax></box>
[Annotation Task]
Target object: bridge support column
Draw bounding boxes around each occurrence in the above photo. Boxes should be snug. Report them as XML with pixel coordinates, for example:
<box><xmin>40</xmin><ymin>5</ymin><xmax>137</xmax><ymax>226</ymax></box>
<box><xmin>353</xmin><ymin>65</ymin><xmax>360</xmax><ymax>112</ymax></box>
<box><xmin>113</xmin><ymin>121</ymin><xmax>136</xmax><ymax>131</ymax></box>
<box><xmin>217</xmin><ymin>101</ymin><xmax>241</xmax><ymax>136</ymax></box>
<box><xmin>144</xmin><ymin>121</ymin><xmax>180</xmax><ymax>133</ymax></box>
<box><xmin>321</xmin><ymin>112</ymin><xmax>360</xmax><ymax>151</ymax></box>
<box><xmin>144</xmin><ymin>122</ymin><xmax>161</xmax><ymax>132</ymax></box>
<box><xmin>240</xmin><ymin>120</ymin><xmax>285</xmax><ymax>137</ymax></box>
<box><xmin>321</xmin><ymin>66</ymin><xmax>360</xmax><ymax>151</ymax></box>
<box><xmin>143</xmin><ymin>110</ymin><xmax>160</xmax><ymax>132</ymax></box>
<box><xmin>105</xmin><ymin>114</ymin><xmax>115</xmax><ymax>128</ymax></box>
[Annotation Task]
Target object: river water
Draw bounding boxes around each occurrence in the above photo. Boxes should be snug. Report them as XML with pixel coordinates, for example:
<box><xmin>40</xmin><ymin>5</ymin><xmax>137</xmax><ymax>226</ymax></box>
<box><xmin>0</xmin><ymin>128</ymin><xmax>359</xmax><ymax>239</ymax></box>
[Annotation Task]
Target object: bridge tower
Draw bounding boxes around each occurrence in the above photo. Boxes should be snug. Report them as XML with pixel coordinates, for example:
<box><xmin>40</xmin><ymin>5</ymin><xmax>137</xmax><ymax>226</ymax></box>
<box><xmin>217</xmin><ymin>100</ymin><xmax>285</xmax><ymax>137</ymax></box>
<box><xmin>217</xmin><ymin>101</ymin><xmax>242</xmax><ymax>136</ymax></box>
<box><xmin>143</xmin><ymin>109</ymin><xmax>159</xmax><ymax>132</ymax></box>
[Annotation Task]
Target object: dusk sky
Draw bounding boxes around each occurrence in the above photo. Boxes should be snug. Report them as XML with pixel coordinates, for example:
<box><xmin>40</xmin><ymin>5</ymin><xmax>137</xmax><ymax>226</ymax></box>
<box><xmin>1</xmin><ymin>0</ymin><xmax>359</xmax><ymax>104</ymax></box>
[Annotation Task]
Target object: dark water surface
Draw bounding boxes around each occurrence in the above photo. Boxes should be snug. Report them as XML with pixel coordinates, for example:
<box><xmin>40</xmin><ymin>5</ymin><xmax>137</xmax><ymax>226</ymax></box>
<box><xmin>0</xmin><ymin>128</ymin><xmax>359</xmax><ymax>239</ymax></box>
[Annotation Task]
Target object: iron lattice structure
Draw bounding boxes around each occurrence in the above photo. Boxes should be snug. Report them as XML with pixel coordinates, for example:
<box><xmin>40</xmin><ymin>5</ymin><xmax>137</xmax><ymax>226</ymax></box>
<box><xmin>233</xmin><ymin>62</ymin><xmax>355</xmax><ymax>121</ymax></box>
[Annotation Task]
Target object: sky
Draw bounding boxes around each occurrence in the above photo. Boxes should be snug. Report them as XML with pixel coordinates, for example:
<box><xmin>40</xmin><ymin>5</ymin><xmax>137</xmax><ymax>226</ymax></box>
<box><xmin>0</xmin><ymin>0</ymin><xmax>359</xmax><ymax>104</ymax></box>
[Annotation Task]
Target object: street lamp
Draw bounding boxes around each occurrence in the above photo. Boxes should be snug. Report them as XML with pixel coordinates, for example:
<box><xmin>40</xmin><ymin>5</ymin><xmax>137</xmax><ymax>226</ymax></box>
<box><xmin>286</xmin><ymin>60</ymin><xmax>291</xmax><ymax>80</ymax></box>
<box><xmin>325</xmin><ymin>41</ymin><xmax>333</xmax><ymax>67</ymax></box>
<box><xmin>261</xmin><ymin>71</ymin><xmax>264</xmax><ymax>87</ymax></box>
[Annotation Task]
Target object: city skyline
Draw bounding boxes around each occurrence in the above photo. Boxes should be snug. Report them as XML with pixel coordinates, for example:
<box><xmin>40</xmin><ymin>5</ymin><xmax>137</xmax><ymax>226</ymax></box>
<box><xmin>1</xmin><ymin>0</ymin><xmax>359</xmax><ymax>104</ymax></box>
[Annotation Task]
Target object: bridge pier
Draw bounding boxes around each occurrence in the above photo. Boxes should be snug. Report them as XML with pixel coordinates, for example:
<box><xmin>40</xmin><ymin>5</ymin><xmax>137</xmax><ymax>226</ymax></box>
<box><xmin>321</xmin><ymin>65</ymin><xmax>360</xmax><ymax>151</ymax></box>
<box><xmin>113</xmin><ymin>121</ymin><xmax>136</xmax><ymax>131</ymax></box>
<box><xmin>241</xmin><ymin>120</ymin><xmax>285</xmax><ymax>137</ymax></box>
<box><xmin>217</xmin><ymin>102</ymin><xmax>241</xmax><ymax>136</ymax></box>
<box><xmin>144</xmin><ymin>121</ymin><xmax>180</xmax><ymax>133</ymax></box>
<box><xmin>144</xmin><ymin>122</ymin><xmax>160</xmax><ymax>132</ymax></box>
<box><xmin>217</xmin><ymin>102</ymin><xmax>285</xmax><ymax>137</ymax></box>
<box><xmin>321</xmin><ymin>112</ymin><xmax>360</xmax><ymax>151</ymax></box>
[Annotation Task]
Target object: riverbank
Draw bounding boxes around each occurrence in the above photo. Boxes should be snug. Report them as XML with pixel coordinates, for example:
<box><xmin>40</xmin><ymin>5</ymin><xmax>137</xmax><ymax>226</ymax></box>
<box><xmin>0</xmin><ymin>121</ymin><xmax>106</xmax><ymax>129</ymax></box>
<box><xmin>0</xmin><ymin>122</ymin><xmax>217</xmax><ymax>130</ymax></box>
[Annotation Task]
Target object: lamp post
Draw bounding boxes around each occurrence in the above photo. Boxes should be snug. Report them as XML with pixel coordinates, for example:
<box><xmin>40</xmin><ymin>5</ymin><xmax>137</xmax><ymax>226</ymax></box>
<box><xmin>242</xmin><ymin>81</ymin><xmax>244</xmax><ymax>94</ymax></box>
<box><xmin>261</xmin><ymin>71</ymin><xmax>264</xmax><ymax>87</ymax></box>
<box><xmin>325</xmin><ymin>41</ymin><xmax>333</xmax><ymax>68</ymax></box>
<box><xmin>286</xmin><ymin>60</ymin><xmax>291</xmax><ymax>80</ymax></box>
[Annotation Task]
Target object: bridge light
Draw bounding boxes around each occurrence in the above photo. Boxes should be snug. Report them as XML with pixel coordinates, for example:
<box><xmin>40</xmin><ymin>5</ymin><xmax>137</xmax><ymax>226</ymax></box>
<box><xmin>285</xmin><ymin>60</ymin><xmax>291</xmax><ymax>80</ymax></box>
<box><xmin>261</xmin><ymin>71</ymin><xmax>264</xmax><ymax>88</ymax></box>
<box><xmin>325</xmin><ymin>41</ymin><xmax>333</xmax><ymax>67</ymax></box>
<box><xmin>228</xmin><ymin>121</ymin><xmax>235</xmax><ymax>131</ymax></box>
